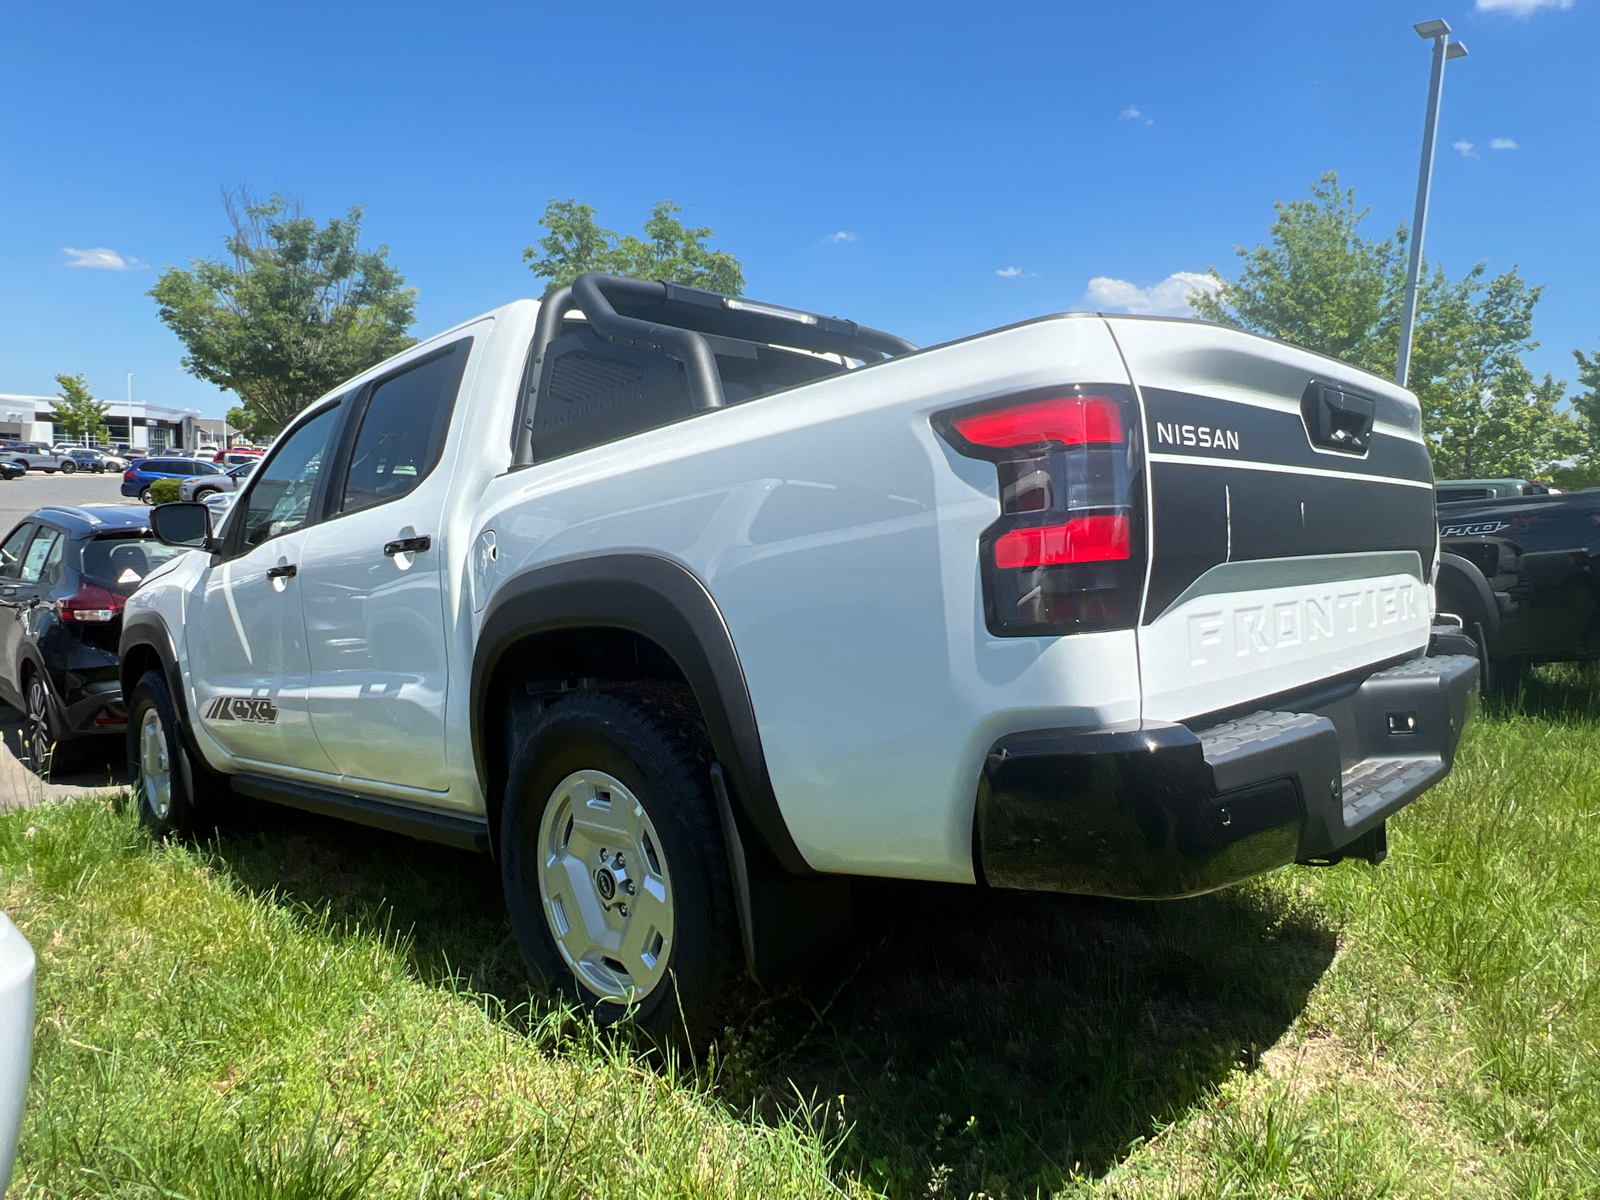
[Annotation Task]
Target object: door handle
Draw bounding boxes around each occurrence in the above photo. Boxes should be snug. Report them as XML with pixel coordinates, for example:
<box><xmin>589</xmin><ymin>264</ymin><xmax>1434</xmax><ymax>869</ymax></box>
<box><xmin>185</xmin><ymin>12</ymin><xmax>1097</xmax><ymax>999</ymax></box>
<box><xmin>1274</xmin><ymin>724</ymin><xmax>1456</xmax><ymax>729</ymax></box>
<box><xmin>265</xmin><ymin>564</ymin><xmax>298</xmax><ymax>580</ymax></box>
<box><xmin>384</xmin><ymin>535</ymin><xmax>432</xmax><ymax>557</ymax></box>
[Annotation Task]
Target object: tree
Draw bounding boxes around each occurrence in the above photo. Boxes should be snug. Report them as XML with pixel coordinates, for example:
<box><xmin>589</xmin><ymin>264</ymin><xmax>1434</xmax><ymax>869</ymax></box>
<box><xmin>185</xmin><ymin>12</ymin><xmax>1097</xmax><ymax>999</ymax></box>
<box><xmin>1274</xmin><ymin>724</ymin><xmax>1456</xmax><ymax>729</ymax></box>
<box><xmin>52</xmin><ymin>374</ymin><xmax>111</xmax><ymax>444</ymax></box>
<box><xmin>523</xmin><ymin>199</ymin><xmax>745</xmax><ymax>296</ymax></box>
<box><xmin>1194</xmin><ymin>171</ymin><xmax>1576</xmax><ymax>478</ymax></box>
<box><xmin>150</xmin><ymin>190</ymin><xmax>418</xmax><ymax>436</ymax></box>
<box><xmin>1189</xmin><ymin>172</ymin><xmax>1402</xmax><ymax>372</ymax></box>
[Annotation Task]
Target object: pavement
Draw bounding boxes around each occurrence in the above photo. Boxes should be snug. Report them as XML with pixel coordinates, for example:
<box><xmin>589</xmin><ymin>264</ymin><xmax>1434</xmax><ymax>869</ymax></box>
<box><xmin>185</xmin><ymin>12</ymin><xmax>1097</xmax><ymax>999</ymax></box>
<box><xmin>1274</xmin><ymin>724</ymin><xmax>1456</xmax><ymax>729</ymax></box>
<box><xmin>0</xmin><ymin>469</ymin><xmax>139</xmax><ymax>811</ymax></box>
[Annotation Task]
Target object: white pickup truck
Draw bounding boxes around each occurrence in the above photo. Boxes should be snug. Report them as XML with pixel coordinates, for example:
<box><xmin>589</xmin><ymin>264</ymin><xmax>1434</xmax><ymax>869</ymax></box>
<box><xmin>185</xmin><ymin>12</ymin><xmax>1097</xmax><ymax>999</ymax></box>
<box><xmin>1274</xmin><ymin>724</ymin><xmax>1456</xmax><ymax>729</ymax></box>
<box><xmin>122</xmin><ymin>273</ymin><xmax>1478</xmax><ymax>1043</ymax></box>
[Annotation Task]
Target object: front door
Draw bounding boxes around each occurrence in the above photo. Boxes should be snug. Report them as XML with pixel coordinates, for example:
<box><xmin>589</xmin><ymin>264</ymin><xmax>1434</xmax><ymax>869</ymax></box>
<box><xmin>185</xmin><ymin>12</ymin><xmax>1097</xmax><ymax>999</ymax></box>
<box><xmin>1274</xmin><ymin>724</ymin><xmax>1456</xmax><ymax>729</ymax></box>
<box><xmin>186</xmin><ymin>402</ymin><xmax>345</xmax><ymax>776</ymax></box>
<box><xmin>298</xmin><ymin>339</ymin><xmax>472</xmax><ymax>796</ymax></box>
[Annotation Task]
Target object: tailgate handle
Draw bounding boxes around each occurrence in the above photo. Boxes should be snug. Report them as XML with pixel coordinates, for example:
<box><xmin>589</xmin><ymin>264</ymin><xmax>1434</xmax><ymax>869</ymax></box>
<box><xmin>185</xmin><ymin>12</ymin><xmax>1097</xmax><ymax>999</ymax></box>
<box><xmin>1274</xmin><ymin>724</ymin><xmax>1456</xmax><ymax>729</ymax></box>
<box><xmin>1301</xmin><ymin>381</ymin><xmax>1375</xmax><ymax>455</ymax></box>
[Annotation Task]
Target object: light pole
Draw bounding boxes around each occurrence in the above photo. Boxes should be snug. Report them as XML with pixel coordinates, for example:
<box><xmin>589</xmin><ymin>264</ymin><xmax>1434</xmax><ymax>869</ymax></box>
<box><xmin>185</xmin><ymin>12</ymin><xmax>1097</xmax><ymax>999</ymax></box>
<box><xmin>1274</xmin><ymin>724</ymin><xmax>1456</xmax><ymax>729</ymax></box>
<box><xmin>127</xmin><ymin>373</ymin><xmax>134</xmax><ymax>403</ymax></box>
<box><xmin>1395</xmin><ymin>19</ymin><xmax>1468</xmax><ymax>389</ymax></box>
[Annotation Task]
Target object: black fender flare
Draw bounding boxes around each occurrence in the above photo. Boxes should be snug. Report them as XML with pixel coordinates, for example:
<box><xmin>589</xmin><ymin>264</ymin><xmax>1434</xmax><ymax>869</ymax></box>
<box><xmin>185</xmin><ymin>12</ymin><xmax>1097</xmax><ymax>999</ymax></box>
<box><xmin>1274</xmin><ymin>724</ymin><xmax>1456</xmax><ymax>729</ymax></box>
<box><xmin>471</xmin><ymin>553</ymin><xmax>811</xmax><ymax>876</ymax></box>
<box><xmin>119</xmin><ymin>611</ymin><xmax>208</xmax><ymax>766</ymax></box>
<box><xmin>1436</xmin><ymin>552</ymin><xmax>1501</xmax><ymax>651</ymax></box>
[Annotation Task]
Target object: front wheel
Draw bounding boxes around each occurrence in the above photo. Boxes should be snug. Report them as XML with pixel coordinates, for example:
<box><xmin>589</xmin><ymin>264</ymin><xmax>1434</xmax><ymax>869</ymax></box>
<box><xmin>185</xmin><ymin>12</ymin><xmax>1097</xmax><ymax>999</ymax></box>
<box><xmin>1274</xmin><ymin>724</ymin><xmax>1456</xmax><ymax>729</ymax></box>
<box><xmin>193</xmin><ymin>487</ymin><xmax>219</xmax><ymax>501</ymax></box>
<box><xmin>60</xmin><ymin>460</ymin><xmax>76</xmax><ymax>474</ymax></box>
<box><xmin>500</xmin><ymin>685</ymin><xmax>741</xmax><ymax>1048</ymax></box>
<box><xmin>126</xmin><ymin>669</ymin><xmax>209</xmax><ymax>838</ymax></box>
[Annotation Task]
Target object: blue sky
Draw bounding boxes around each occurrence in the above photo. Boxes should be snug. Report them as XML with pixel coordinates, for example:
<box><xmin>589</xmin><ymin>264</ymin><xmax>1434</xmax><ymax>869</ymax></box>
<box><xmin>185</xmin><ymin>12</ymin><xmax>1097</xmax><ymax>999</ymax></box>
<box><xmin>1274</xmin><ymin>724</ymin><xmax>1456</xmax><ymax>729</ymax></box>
<box><xmin>2</xmin><ymin>0</ymin><xmax>1594</xmax><ymax>419</ymax></box>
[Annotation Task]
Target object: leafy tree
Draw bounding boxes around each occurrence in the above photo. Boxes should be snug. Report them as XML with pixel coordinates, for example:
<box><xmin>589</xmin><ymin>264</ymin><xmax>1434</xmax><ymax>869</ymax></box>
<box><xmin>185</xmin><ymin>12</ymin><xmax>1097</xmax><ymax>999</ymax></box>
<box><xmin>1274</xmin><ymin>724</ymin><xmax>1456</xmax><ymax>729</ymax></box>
<box><xmin>1570</xmin><ymin>342</ymin><xmax>1600</xmax><ymax>454</ymax></box>
<box><xmin>150</xmin><ymin>190</ymin><xmax>418</xmax><ymax>436</ymax></box>
<box><xmin>225</xmin><ymin>404</ymin><xmax>272</xmax><ymax>444</ymax></box>
<box><xmin>1195</xmin><ymin>171</ymin><xmax>1576</xmax><ymax>478</ymax></box>
<box><xmin>52</xmin><ymin>374</ymin><xmax>112</xmax><ymax>444</ymax></box>
<box><xmin>1190</xmin><ymin>172</ymin><xmax>1402</xmax><ymax>372</ymax></box>
<box><xmin>523</xmin><ymin>199</ymin><xmax>745</xmax><ymax>296</ymax></box>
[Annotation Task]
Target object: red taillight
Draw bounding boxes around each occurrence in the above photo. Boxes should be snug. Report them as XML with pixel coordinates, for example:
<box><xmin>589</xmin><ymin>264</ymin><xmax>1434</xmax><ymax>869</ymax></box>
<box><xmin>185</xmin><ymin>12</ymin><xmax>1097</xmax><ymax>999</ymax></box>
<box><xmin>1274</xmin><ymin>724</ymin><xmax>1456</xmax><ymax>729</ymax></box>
<box><xmin>993</xmin><ymin>516</ymin><xmax>1131</xmax><ymax>568</ymax></box>
<box><xmin>934</xmin><ymin>385</ymin><xmax>1145</xmax><ymax>637</ymax></box>
<box><xmin>951</xmin><ymin>396</ymin><xmax>1124</xmax><ymax>453</ymax></box>
<box><xmin>123</xmin><ymin>467</ymin><xmax>137</xmax><ymax>481</ymax></box>
<box><xmin>59</xmin><ymin>583</ymin><xmax>125</xmax><ymax>623</ymax></box>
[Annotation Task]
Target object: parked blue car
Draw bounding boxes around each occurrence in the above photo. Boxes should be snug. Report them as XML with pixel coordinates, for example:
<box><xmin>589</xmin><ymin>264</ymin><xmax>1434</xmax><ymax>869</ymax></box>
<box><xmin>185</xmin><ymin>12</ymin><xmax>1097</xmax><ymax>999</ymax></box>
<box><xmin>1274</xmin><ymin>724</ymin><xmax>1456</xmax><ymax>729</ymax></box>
<box><xmin>119</xmin><ymin>457</ymin><xmax>223</xmax><ymax>504</ymax></box>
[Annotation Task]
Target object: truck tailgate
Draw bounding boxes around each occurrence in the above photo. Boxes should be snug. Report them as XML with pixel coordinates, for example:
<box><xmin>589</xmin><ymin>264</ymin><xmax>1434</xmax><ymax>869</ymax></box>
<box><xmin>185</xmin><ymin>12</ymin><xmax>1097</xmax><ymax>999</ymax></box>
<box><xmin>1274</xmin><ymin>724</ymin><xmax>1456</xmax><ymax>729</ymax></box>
<box><xmin>1104</xmin><ymin>318</ymin><xmax>1438</xmax><ymax>723</ymax></box>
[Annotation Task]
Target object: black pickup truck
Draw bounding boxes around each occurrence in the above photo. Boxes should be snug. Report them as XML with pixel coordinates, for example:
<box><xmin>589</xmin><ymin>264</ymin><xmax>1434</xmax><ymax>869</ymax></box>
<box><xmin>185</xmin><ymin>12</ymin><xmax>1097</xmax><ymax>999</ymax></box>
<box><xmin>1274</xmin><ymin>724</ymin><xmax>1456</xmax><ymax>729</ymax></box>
<box><xmin>1437</xmin><ymin>489</ymin><xmax>1600</xmax><ymax>685</ymax></box>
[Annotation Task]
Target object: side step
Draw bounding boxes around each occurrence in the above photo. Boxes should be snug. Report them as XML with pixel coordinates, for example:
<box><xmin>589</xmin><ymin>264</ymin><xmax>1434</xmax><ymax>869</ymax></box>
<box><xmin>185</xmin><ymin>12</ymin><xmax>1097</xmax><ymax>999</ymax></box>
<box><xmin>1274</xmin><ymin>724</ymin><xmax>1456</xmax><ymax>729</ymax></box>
<box><xmin>230</xmin><ymin>773</ymin><xmax>491</xmax><ymax>853</ymax></box>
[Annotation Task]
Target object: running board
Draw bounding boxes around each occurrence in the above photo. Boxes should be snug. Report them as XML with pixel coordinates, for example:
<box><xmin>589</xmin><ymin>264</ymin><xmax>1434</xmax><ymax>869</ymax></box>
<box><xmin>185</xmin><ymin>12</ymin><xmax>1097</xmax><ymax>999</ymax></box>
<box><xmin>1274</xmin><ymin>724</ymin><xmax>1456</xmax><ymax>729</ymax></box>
<box><xmin>230</xmin><ymin>772</ymin><xmax>491</xmax><ymax>853</ymax></box>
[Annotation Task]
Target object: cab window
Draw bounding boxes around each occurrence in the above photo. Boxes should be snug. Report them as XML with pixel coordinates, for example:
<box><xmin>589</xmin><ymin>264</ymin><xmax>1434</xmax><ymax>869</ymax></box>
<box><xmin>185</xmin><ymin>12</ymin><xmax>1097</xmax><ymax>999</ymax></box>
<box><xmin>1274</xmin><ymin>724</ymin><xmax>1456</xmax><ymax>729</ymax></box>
<box><xmin>236</xmin><ymin>402</ymin><xmax>342</xmax><ymax>549</ymax></box>
<box><xmin>340</xmin><ymin>339</ymin><xmax>471</xmax><ymax>515</ymax></box>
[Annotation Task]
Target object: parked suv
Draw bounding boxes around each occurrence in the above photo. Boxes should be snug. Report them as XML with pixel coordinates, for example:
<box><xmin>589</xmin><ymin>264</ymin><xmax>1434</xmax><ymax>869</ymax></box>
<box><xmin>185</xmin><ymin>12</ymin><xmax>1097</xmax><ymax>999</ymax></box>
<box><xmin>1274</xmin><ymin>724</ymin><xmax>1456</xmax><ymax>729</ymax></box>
<box><xmin>179</xmin><ymin>459</ymin><xmax>255</xmax><ymax>503</ymax></box>
<box><xmin>0</xmin><ymin>505</ymin><xmax>188</xmax><ymax>774</ymax></box>
<box><xmin>120</xmin><ymin>457</ymin><xmax>222</xmax><ymax>503</ymax></box>
<box><xmin>126</xmin><ymin>274</ymin><xmax>1479</xmax><ymax>1045</ymax></box>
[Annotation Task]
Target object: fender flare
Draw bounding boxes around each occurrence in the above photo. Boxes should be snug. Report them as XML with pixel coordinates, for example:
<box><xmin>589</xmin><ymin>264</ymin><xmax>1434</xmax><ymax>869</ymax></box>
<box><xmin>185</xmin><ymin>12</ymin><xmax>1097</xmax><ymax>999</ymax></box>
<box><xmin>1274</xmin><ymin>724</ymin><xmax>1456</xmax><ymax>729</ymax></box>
<box><xmin>1436</xmin><ymin>552</ymin><xmax>1501</xmax><ymax>651</ymax></box>
<box><xmin>119</xmin><ymin>611</ymin><xmax>207</xmax><ymax>765</ymax></box>
<box><xmin>471</xmin><ymin>553</ymin><xmax>811</xmax><ymax>876</ymax></box>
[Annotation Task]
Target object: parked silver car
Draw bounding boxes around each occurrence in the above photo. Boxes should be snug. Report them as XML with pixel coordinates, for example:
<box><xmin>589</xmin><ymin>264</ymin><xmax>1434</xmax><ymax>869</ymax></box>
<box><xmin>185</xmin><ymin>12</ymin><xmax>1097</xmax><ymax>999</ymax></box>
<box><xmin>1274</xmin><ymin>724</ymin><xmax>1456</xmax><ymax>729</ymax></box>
<box><xmin>177</xmin><ymin>457</ymin><xmax>256</xmax><ymax>502</ymax></box>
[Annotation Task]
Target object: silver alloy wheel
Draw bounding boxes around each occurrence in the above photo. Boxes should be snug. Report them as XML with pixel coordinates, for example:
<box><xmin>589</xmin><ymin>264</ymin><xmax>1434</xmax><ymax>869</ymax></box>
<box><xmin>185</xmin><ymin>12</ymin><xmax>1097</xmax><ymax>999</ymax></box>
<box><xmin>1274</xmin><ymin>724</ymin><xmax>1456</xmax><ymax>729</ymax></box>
<box><xmin>139</xmin><ymin>707</ymin><xmax>173</xmax><ymax>821</ymax></box>
<box><xmin>25</xmin><ymin>678</ymin><xmax>52</xmax><ymax>772</ymax></box>
<box><xmin>536</xmin><ymin>769</ymin><xmax>675</xmax><ymax>1004</ymax></box>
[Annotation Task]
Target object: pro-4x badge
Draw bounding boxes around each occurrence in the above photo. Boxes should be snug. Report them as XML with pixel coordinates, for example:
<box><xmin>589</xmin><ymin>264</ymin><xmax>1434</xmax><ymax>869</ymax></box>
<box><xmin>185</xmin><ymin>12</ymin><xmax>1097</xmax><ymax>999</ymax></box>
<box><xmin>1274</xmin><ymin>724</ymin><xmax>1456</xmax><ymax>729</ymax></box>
<box><xmin>204</xmin><ymin>696</ymin><xmax>278</xmax><ymax>724</ymax></box>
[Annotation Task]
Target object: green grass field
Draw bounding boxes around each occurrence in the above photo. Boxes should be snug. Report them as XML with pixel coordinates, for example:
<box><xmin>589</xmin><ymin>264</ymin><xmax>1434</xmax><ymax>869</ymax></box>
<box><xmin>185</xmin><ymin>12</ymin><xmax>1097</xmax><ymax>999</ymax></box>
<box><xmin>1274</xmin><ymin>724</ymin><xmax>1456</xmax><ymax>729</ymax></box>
<box><xmin>5</xmin><ymin>668</ymin><xmax>1599</xmax><ymax>1198</ymax></box>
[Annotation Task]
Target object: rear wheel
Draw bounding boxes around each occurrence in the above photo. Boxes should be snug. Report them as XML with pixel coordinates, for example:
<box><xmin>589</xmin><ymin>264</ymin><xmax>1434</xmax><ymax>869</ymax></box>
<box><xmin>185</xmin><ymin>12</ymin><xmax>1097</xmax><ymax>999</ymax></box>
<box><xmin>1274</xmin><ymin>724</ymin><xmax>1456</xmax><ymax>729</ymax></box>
<box><xmin>500</xmin><ymin>686</ymin><xmax>741</xmax><ymax>1047</ymax></box>
<box><xmin>23</xmin><ymin>672</ymin><xmax>60</xmax><ymax>777</ymax></box>
<box><xmin>126</xmin><ymin>669</ymin><xmax>210</xmax><ymax>838</ymax></box>
<box><xmin>138</xmin><ymin>486</ymin><xmax>154</xmax><ymax>504</ymax></box>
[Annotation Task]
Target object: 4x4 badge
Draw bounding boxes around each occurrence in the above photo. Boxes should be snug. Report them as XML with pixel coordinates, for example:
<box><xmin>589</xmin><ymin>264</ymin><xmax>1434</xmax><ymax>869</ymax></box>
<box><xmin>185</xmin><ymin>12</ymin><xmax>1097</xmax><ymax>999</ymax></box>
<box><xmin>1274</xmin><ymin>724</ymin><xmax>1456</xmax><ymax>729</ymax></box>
<box><xmin>204</xmin><ymin>696</ymin><xmax>278</xmax><ymax>724</ymax></box>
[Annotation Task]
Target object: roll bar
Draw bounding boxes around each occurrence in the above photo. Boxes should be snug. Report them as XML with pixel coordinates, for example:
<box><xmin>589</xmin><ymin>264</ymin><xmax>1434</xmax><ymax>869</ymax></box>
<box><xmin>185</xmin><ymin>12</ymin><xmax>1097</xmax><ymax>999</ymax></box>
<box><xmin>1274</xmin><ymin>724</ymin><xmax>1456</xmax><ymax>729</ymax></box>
<box><xmin>513</xmin><ymin>274</ymin><xmax>917</xmax><ymax>465</ymax></box>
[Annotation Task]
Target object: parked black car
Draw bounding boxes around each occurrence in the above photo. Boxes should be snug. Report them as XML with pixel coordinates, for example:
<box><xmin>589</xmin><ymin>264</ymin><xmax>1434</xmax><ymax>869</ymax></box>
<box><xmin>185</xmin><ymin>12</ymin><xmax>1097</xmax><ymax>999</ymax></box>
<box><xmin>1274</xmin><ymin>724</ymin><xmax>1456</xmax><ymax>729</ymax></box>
<box><xmin>0</xmin><ymin>462</ymin><xmax>22</xmax><ymax>482</ymax></box>
<box><xmin>0</xmin><ymin>505</ymin><xmax>190</xmax><ymax>773</ymax></box>
<box><xmin>1437</xmin><ymin>488</ymin><xmax>1600</xmax><ymax>687</ymax></box>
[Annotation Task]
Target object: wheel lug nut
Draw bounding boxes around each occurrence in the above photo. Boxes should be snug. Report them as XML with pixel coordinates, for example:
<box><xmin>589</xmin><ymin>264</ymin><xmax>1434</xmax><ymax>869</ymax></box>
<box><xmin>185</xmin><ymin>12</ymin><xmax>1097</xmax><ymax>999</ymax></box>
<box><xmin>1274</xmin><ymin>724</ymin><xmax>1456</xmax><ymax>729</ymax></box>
<box><xmin>617</xmin><ymin>902</ymin><xmax>628</xmax><ymax>917</ymax></box>
<box><xmin>622</xmin><ymin>880</ymin><xmax>635</xmax><ymax>894</ymax></box>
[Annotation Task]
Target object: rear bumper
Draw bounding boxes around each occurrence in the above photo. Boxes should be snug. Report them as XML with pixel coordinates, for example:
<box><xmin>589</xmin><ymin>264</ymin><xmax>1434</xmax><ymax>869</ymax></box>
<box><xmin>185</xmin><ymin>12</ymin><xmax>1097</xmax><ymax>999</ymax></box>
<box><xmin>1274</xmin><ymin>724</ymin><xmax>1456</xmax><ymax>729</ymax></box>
<box><xmin>976</xmin><ymin>650</ymin><xmax>1479</xmax><ymax>898</ymax></box>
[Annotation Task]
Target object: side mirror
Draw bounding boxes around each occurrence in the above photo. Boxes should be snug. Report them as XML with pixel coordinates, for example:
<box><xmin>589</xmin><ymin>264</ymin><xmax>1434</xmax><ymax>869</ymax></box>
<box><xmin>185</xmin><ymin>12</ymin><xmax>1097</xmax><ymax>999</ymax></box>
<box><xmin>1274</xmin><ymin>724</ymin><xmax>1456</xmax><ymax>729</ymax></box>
<box><xmin>149</xmin><ymin>502</ymin><xmax>218</xmax><ymax>552</ymax></box>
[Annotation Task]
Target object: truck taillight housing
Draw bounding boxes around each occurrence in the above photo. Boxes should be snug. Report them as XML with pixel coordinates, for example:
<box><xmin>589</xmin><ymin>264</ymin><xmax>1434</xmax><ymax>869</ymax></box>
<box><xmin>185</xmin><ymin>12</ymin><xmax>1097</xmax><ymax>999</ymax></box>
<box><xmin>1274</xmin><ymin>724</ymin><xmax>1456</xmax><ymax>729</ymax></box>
<box><xmin>934</xmin><ymin>385</ymin><xmax>1145</xmax><ymax>636</ymax></box>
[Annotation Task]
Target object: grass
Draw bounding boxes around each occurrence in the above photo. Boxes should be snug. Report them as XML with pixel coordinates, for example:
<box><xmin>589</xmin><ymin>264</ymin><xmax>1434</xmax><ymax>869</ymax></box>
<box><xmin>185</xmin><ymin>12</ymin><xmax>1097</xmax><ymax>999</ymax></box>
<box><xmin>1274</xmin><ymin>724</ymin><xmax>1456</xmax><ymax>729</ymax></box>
<box><xmin>4</xmin><ymin>665</ymin><xmax>1600</xmax><ymax>1197</ymax></box>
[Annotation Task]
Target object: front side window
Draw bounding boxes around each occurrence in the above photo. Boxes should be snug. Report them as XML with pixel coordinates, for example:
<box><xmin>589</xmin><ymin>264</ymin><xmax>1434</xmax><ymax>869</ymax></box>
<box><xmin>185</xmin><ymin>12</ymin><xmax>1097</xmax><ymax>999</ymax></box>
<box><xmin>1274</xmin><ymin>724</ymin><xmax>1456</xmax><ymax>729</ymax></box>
<box><xmin>0</xmin><ymin>525</ymin><xmax>33</xmax><ymax>578</ymax></box>
<box><xmin>237</xmin><ymin>403</ymin><xmax>342</xmax><ymax>549</ymax></box>
<box><xmin>341</xmin><ymin>340</ymin><xmax>471</xmax><ymax>515</ymax></box>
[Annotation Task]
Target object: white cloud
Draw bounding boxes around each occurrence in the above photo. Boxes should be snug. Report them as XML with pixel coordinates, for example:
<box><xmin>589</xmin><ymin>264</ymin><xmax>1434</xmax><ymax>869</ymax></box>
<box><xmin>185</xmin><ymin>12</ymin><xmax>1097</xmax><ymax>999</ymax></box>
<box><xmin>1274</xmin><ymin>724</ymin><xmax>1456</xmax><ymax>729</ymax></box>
<box><xmin>1085</xmin><ymin>271</ymin><xmax>1219</xmax><ymax>317</ymax></box>
<box><xmin>1490</xmin><ymin>137</ymin><xmax>1519</xmax><ymax>150</ymax></box>
<box><xmin>63</xmin><ymin>246</ymin><xmax>145</xmax><ymax>270</ymax></box>
<box><xmin>996</xmin><ymin>266</ymin><xmax>1024</xmax><ymax>278</ymax></box>
<box><xmin>822</xmin><ymin>230</ymin><xmax>857</xmax><ymax>243</ymax></box>
<box><xmin>1119</xmin><ymin>106</ymin><xmax>1141</xmax><ymax>120</ymax></box>
<box><xmin>1453</xmin><ymin>140</ymin><xmax>1478</xmax><ymax>157</ymax></box>
<box><xmin>1476</xmin><ymin>0</ymin><xmax>1572</xmax><ymax>13</ymax></box>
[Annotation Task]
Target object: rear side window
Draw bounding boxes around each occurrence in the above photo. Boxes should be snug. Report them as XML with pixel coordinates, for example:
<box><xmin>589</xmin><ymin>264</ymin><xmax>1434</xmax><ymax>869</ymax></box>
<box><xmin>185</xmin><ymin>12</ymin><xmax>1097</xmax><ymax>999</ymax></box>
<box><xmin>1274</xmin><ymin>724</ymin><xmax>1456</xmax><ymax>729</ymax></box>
<box><xmin>237</xmin><ymin>403</ymin><xmax>342</xmax><ymax>548</ymax></box>
<box><xmin>19</xmin><ymin>528</ymin><xmax>62</xmax><ymax>584</ymax></box>
<box><xmin>340</xmin><ymin>340</ymin><xmax>471</xmax><ymax>515</ymax></box>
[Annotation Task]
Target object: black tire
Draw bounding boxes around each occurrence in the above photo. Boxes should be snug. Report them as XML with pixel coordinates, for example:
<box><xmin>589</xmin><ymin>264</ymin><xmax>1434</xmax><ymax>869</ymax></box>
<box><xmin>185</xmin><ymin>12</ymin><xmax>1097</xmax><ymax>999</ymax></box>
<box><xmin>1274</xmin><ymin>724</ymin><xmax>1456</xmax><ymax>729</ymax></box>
<box><xmin>60</xmin><ymin>460</ymin><xmax>76</xmax><ymax>474</ymax></box>
<box><xmin>500</xmin><ymin>684</ymin><xmax>740</xmax><ymax>1048</ymax></box>
<box><xmin>138</xmin><ymin>486</ymin><xmax>154</xmax><ymax>504</ymax></box>
<box><xmin>193</xmin><ymin>486</ymin><xmax>219</xmax><ymax>501</ymax></box>
<box><xmin>125</xmin><ymin>668</ymin><xmax>210</xmax><ymax>838</ymax></box>
<box><xmin>21</xmin><ymin>670</ymin><xmax>69</xmax><ymax>778</ymax></box>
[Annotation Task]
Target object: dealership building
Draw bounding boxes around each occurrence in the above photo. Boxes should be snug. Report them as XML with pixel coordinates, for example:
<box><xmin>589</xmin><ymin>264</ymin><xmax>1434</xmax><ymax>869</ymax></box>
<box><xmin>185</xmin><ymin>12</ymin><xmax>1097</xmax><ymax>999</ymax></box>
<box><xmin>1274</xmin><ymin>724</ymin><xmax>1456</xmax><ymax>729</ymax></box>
<box><xmin>0</xmin><ymin>393</ymin><xmax>234</xmax><ymax>453</ymax></box>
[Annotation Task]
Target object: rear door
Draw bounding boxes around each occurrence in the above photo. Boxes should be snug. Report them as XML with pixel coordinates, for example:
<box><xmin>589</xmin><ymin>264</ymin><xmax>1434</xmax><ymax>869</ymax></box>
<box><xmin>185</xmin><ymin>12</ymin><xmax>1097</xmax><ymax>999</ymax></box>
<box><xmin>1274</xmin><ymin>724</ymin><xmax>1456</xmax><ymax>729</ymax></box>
<box><xmin>1105</xmin><ymin>319</ymin><xmax>1437</xmax><ymax>723</ymax></box>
